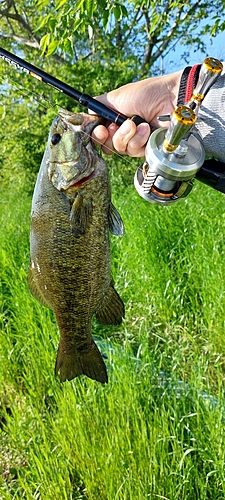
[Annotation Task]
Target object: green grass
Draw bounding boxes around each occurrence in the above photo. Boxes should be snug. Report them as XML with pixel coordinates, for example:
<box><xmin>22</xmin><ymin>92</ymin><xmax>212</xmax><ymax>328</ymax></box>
<box><xmin>1</xmin><ymin>171</ymin><xmax>225</xmax><ymax>499</ymax></box>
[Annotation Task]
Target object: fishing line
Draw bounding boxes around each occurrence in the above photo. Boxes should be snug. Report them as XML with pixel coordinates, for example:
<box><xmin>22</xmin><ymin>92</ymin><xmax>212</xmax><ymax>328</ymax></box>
<box><xmin>0</xmin><ymin>75</ymin><xmax>57</xmax><ymax>112</ymax></box>
<box><xmin>0</xmin><ymin>75</ymin><xmax>139</xmax><ymax>167</ymax></box>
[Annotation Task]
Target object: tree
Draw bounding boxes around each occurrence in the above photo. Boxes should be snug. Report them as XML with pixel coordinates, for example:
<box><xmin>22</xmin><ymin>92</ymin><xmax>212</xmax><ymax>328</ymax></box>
<box><xmin>0</xmin><ymin>0</ymin><xmax>224</xmax><ymax>183</ymax></box>
<box><xmin>0</xmin><ymin>0</ymin><xmax>225</xmax><ymax>79</ymax></box>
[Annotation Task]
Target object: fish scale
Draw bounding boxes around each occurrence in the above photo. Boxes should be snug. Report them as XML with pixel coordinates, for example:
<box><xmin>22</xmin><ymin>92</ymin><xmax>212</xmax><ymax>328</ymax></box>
<box><xmin>27</xmin><ymin>111</ymin><xmax>125</xmax><ymax>384</ymax></box>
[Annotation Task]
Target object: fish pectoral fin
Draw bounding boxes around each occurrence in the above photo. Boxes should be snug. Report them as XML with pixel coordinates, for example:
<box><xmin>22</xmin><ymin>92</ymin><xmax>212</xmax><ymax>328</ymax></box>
<box><xmin>108</xmin><ymin>202</ymin><xmax>124</xmax><ymax>237</ymax></box>
<box><xmin>55</xmin><ymin>337</ymin><xmax>108</xmax><ymax>384</ymax></box>
<box><xmin>27</xmin><ymin>267</ymin><xmax>50</xmax><ymax>308</ymax></box>
<box><xmin>70</xmin><ymin>195</ymin><xmax>92</xmax><ymax>235</ymax></box>
<box><xmin>96</xmin><ymin>282</ymin><xmax>125</xmax><ymax>326</ymax></box>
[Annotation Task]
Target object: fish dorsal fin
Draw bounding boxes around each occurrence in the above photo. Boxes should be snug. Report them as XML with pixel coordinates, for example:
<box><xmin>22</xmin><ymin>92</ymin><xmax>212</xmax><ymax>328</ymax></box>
<box><xmin>27</xmin><ymin>266</ymin><xmax>50</xmax><ymax>308</ymax></box>
<box><xmin>108</xmin><ymin>202</ymin><xmax>124</xmax><ymax>237</ymax></box>
<box><xmin>95</xmin><ymin>282</ymin><xmax>125</xmax><ymax>326</ymax></box>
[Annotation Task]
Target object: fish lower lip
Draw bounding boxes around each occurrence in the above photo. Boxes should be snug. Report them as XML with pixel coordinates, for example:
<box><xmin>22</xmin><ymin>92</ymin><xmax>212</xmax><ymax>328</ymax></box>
<box><xmin>68</xmin><ymin>171</ymin><xmax>96</xmax><ymax>189</ymax></box>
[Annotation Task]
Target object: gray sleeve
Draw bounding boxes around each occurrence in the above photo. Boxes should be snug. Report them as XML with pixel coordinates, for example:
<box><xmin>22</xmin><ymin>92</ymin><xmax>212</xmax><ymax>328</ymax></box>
<box><xmin>193</xmin><ymin>70</ymin><xmax>225</xmax><ymax>161</ymax></box>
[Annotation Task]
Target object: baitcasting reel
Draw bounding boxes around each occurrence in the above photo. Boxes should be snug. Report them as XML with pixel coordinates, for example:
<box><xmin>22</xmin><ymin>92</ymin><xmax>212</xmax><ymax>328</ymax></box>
<box><xmin>134</xmin><ymin>57</ymin><xmax>223</xmax><ymax>205</ymax></box>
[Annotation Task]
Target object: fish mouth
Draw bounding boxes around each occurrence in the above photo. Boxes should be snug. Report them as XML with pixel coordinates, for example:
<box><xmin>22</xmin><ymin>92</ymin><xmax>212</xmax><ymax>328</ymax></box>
<box><xmin>49</xmin><ymin>153</ymin><xmax>97</xmax><ymax>191</ymax></box>
<box><xmin>50</xmin><ymin>167</ymin><xmax>96</xmax><ymax>192</ymax></box>
<box><xmin>66</xmin><ymin>170</ymin><xmax>97</xmax><ymax>190</ymax></box>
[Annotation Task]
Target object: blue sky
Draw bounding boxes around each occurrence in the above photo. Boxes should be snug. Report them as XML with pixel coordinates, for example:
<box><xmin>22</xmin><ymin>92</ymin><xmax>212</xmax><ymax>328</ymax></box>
<box><xmin>160</xmin><ymin>31</ymin><xmax>225</xmax><ymax>74</ymax></box>
<box><xmin>179</xmin><ymin>32</ymin><xmax>225</xmax><ymax>65</ymax></box>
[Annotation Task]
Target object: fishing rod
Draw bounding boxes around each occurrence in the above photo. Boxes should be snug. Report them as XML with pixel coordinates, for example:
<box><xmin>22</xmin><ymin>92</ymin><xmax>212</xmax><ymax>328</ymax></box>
<box><xmin>1</xmin><ymin>47</ymin><xmax>225</xmax><ymax>205</ymax></box>
<box><xmin>0</xmin><ymin>47</ymin><xmax>145</xmax><ymax>126</ymax></box>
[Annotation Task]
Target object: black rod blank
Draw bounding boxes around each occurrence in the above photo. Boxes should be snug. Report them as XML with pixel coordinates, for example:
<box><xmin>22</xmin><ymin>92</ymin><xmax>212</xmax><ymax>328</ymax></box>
<box><xmin>0</xmin><ymin>47</ymin><xmax>145</xmax><ymax>126</ymax></box>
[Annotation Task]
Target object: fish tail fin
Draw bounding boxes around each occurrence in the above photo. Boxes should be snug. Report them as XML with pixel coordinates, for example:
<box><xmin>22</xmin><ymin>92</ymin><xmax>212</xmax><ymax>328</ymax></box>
<box><xmin>55</xmin><ymin>337</ymin><xmax>108</xmax><ymax>384</ymax></box>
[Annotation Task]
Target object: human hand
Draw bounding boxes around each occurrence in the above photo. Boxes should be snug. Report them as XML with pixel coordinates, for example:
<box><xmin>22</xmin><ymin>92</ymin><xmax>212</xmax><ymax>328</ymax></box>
<box><xmin>91</xmin><ymin>70</ymin><xmax>182</xmax><ymax>157</ymax></box>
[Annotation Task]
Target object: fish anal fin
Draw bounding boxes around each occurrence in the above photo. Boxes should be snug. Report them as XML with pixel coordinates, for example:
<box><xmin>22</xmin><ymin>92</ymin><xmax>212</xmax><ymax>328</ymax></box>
<box><xmin>27</xmin><ymin>267</ymin><xmax>50</xmax><ymax>308</ymax></box>
<box><xmin>96</xmin><ymin>282</ymin><xmax>125</xmax><ymax>326</ymax></box>
<box><xmin>108</xmin><ymin>202</ymin><xmax>124</xmax><ymax>237</ymax></box>
<box><xmin>55</xmin><ymin>337</ymin><xmax>108</xmax><ymax>384</ymax></box>
<box><xmin>70</xmin><ymin>194</ymin><xmax>92</xmax><ymax>235</ymax></box>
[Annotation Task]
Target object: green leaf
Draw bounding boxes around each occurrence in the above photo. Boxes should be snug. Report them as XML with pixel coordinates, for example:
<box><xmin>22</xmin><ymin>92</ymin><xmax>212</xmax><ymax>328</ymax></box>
<box><xmin>49</xmin><ymin>17</ymin><xmax>58</xmax><ymax>31</ymax></box>
<box><xmin>35</xmin><ymin>13</ymin><xmax>52</xmax><ymax>31</ymax></box>
<box><xmin>211</xmin><ymin>19</ymin><xmax>220</xmax><ymax>36</ymax></box>
<box><xmin>40</xmin><ymin>33</ymin><xmax>50</xmax><ymax>54</ymax></box>
<box><xmin>46</xmin><ymin>38</ymin><xmax>58</xmax><ymax>56</ymax></box>
<box><xmin>85</xmin><ymin>0</ymin><xmax>95</xmax><ymax>17</ymax></box>
<box><xmin>55</xmin><ymin>0</ymin><xmax>68</xmax><ymax>10</ymax></box>
<box><xmin>97</xmin><ymin>0</ymin><xmax>107</xmax><ymax>7</ymax></box>
<box><xmin>36</xmin><ymin>0</ymin><xmax>49</xmax><ymax>6</ymax></box>
<box><xmin>121</xmin><ymin>5</ymin><xmax>128</xmax><ymax>16</ymax></box>
<box><xmin>63</xmin><ymin>37</ymin><xmax>74</xmax><ymax>56</ymax></box>
<box><xmin>113</xmin><ymin>5</ymin><xmax>122</xmax><ymax>21</ymax></box>
<box><xmin>72</xmin><ymin>18</ymin><xmax>83</xmax><ymax>32</ymax></box>
<box><xmin>102</xmin><ymin>8</ymin><xmax>110</xmax><ymax>30</ymax></box>
<box><xmin>74</xmin><ymin>0</ymin><xmax>86</xmax><ymax>11</ymax></box>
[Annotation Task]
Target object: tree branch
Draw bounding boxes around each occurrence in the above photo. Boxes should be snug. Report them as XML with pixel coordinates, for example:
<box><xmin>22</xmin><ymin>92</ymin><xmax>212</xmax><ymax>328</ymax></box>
<box><xmin>0</xmin><ymin>33</ymin><xmax>40</xmax><ymax>48</ymax></box>
<box><xmin>123</xmin><ymin>10</ymin><xmax>144</xmax><ymax>46</ymax></box>
<box><xmin>0</xmin><ymin>1</ymin><xmax>66</xmax><ymax>64</ymax></box>
<box><xmin>141</xmin><ymin>0</ymin><xmax>204</xmax><ymax>74</ymax></box>
<box><xmin>140</xmin><ymin>9</ymin><xmax>157</xmax><ymax>75</ymax></box>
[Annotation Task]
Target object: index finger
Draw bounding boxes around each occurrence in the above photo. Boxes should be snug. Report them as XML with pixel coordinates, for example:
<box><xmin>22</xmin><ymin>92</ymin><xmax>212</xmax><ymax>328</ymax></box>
<box><xmin>91</xmin><ymin>124</ymin><xmax>109</xmax><ymax>146</ymax></box>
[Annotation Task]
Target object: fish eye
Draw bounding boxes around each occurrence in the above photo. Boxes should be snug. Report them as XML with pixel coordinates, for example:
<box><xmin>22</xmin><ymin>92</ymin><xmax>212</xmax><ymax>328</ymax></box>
<box><xmin>51</xmin><ymin>133</ymin><xmax>61</xmax><ymax>145</ymax></box>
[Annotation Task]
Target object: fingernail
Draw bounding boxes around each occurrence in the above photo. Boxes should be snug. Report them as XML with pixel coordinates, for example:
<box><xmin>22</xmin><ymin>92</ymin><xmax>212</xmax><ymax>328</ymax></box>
<box><xmin>136</xmin><ymin>123</ymin><xmax>150</xmax><ymax>137</ymax></box>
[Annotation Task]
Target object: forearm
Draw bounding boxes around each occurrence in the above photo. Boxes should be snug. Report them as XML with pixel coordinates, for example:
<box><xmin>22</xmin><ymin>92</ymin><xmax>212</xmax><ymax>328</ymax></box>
<box><xmin>193</xmin><ymin>69</ymin><xmax>225</xmax><ymax>161</ymax></box>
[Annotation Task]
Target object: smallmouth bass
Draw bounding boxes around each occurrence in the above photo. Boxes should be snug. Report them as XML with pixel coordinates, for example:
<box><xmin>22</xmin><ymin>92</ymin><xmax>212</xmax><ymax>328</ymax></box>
<box><xmin>28</xmin><ymin>110</ymin><xmax>125</xmax><ymax>384</ymax></box>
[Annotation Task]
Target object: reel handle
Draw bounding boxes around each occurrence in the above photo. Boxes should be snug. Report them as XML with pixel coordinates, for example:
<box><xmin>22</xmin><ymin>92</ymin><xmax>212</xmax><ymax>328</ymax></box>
<box><xmin>162</xmin><ymin>57</ymin><xmax>223</xmax><ymax>154</ymax></box>
<box><xmin>163</xmin><ymin>106</ymin><xmax>196</xmax><ymax>154</ymax></box>
<box><xmin>186</xmin><ymin>57</ymin><xmax>223</xmax><ymax>109</ymax></box>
